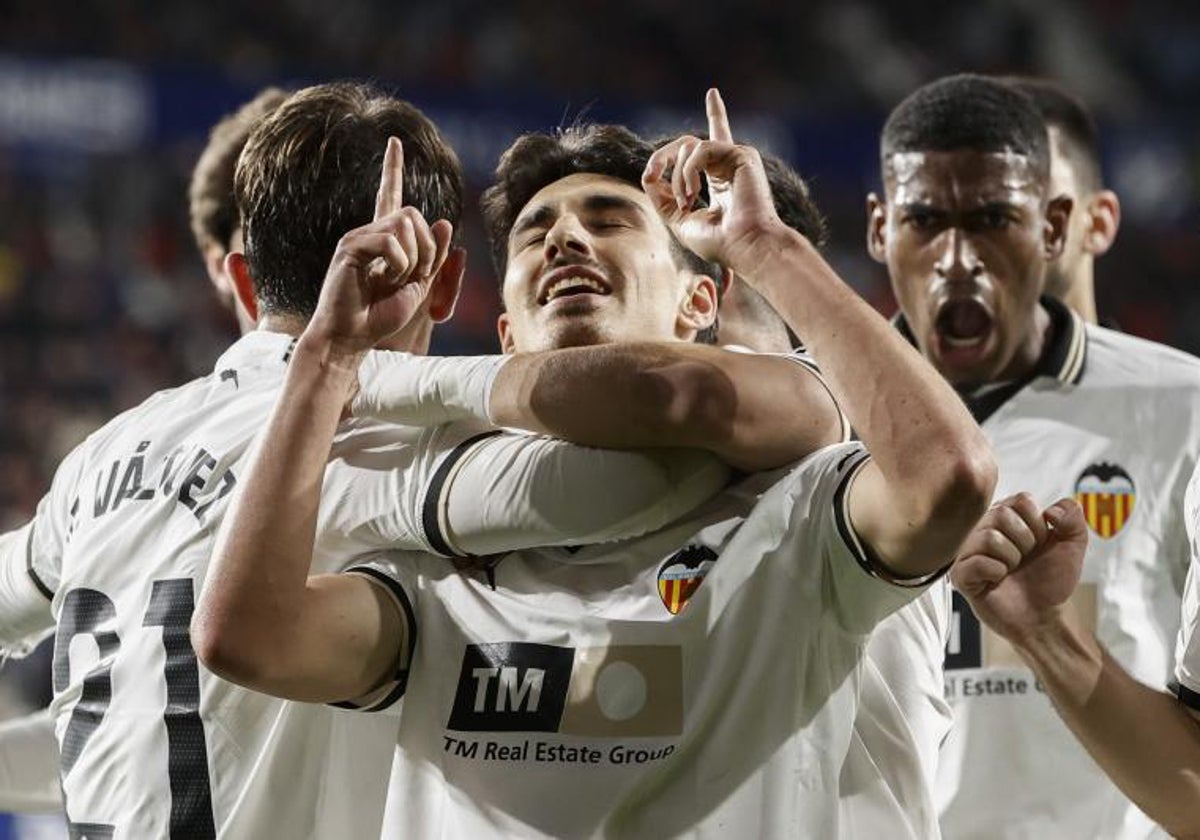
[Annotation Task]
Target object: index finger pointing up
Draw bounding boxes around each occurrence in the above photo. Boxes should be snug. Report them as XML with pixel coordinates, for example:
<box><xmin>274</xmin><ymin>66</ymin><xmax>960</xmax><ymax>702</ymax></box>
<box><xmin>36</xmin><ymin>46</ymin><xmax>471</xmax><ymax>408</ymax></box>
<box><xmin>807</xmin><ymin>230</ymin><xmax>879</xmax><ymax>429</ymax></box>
<box><xmin>706</xmin><ymin>88</ymin><xmax>733</xmax><ymax>144</ymax></box>
<box><xmin>374</xmin><ymin>136</ymin><xmax>404</xmax><ymax>220</ymax></box>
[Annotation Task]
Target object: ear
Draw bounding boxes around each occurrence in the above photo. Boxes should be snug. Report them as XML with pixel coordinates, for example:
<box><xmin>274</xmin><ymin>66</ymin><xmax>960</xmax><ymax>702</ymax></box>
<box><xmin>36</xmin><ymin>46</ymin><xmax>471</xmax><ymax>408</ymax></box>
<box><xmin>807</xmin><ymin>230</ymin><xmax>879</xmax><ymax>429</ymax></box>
<box><xmin>1043</xmin><ymin>195</ymin><xmax>1074</xmax><ymax>261</ymax></box>
<box><xmin>496</xmin><ymin>312</ymin><xmax>516</xmax><ymax>354</ymax></box>
<box><xmin>1082</xmin><ymin>189</ymin><xmax>1120</xmax><ymax>257</ymax></box>
<box><xmin>677</xmin><ymin>273</ymin><xmax>719</xmax><ymax>337</ymax></box>
<box><xmin>866</xmin><ymin>192</ymin><xmax>888</xmax><ymax>264</ymax></box>
<box><xmin>718</xmin><ymin>266</ymin><xmax>735</xmax><ymax>299</ymax></box>
<box><xmin>225</xmin><ymin>252</ymin><xmax>259</xmax><ymax>325</ymax></box>
<box><xmin>427</xmin><ymin>246</ymin><xmax>467</xmax><ymax>323</ymax></box>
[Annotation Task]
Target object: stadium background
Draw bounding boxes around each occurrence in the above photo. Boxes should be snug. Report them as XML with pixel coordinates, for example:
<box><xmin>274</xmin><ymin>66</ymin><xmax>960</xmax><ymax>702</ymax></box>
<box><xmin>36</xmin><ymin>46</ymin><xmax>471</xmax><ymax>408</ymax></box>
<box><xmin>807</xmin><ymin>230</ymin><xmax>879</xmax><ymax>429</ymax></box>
<box><xmin>0</xmin><ymin>0</ymin><xmax>1197</xmax><ymax>835</ymax></box>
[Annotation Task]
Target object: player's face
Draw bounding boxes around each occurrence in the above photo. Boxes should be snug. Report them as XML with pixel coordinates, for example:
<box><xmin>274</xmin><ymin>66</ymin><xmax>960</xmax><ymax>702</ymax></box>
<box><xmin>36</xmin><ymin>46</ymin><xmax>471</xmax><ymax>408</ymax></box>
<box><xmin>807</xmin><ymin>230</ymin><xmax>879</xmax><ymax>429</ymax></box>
<box><xmin>871</xmin><ymin>150</ymin><xmax>1066</xmax><ymax>388</ymax></box>
<box><xmin>498</xmin><ymin>173</ymin><xmax>709</xmax><ymax>353</ymax></box>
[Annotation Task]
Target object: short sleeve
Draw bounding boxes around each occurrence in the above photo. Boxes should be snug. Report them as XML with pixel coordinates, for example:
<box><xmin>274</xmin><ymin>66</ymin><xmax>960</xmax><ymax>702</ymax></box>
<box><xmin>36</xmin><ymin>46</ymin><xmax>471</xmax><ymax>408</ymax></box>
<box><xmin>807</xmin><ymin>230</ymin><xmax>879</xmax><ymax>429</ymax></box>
<box><xmin>0</xmin><ymin>443</ymin><xmax>87</xmax><ymax>654</ymax></box>
<box><xmin>426</xmin><ymin>431</ymin><xmax>730</xmax><ymax>558</ymax></box>
<box><xmin>762</xmin><ymin>443</ymin><xmax>938</xmax><ymax>636</ymax></box>
<box><xmin>329</xmin><ymin>553</ymin><xmax>421</xmax><ymax>715</ymax></box>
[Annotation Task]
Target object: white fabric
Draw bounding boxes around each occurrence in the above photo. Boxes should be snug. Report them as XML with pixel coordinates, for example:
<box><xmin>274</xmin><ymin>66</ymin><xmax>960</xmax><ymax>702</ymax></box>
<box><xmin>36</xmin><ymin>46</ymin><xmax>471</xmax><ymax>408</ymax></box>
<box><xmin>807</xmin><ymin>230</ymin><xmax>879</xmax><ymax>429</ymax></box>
<box><xmin>0</xmin><ymin>331</ymin><xmax>726</xmax><ymax>840</ymax></box>
<box><xmin>1173</xmin><ymin>468</ymin><xmax>1200</xmax><ymax>703</ymax></box>
<box><xmin>840</xmin><ymin>580</ymin><xmax>952</xmax><ymax>840</ymax></box>
<box><xmin>368</xmin><ymin>442</ymin><xmax>935</xmax><ymax>839</ymax></box>
<box><xmin>353</xmin><ymin>349</ymin><xmax>509</xmax><ymax>427</ymax></box>
<box><xmin>0</xmin><ymin>709</ymin><xmax>62</xmax><ymax>812</ymax></box>
<box><xmin>938</xmin><ymin>324</ymin><xmax>1200</xmax><ymax>840</ymax></box>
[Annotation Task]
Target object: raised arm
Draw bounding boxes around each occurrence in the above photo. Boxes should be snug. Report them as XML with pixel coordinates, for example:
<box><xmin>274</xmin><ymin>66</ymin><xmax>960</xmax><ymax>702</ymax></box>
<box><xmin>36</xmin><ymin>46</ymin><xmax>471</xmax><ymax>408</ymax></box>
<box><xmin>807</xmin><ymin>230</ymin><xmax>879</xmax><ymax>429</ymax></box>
<box><xmin>195</xmin><ymin>138</ymin><xmax>447</xmax><ymax>702</ymax></box>
<box><xmin>643</xmin><ymin>90</ymin><xmax>996</xmax><ymax>579</ymax></box>
<box><xmin>953</xmin><ymin>495</ymin><xmax>1200</xmax><ymax>837</ymax></box>
<box><xmin>354</xmin><ymin>342</ymin><xmax>844</xmax><ymax>472</ymax></box>
<box><xmin>194</xmin><ymin>140</ymin><xmax>730</xmax><ymax>701</ymax></box>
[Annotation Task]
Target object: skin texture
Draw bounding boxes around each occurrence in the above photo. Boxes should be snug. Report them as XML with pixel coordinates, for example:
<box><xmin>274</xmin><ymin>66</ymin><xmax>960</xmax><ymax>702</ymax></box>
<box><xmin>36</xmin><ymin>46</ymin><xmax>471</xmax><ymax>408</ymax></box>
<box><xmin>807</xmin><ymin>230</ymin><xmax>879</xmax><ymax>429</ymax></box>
<box><xmin>867</xmin><ymin>150</ymin><xmax>1071</xmax><ymax>389</ymax></box>
<box><xmin>497</xmin><ymin>173</ymin><xmax>717</xmax><ymax>353</ymax></box>
<box><xmin>952</xmin><ymin>495</ymin><xmax>1200</xmax><ymax>838</ymax></box>
<box><xmin>1041</xmin><ymin>127</ymin><xmax>1121</xmax><ymax>325</ymax></box>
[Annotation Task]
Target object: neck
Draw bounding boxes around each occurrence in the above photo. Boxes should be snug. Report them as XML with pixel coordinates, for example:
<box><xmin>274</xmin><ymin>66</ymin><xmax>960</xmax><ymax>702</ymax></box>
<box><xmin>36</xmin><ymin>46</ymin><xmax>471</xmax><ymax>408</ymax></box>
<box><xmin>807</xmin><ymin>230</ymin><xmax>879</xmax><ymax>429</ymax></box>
<box><xmin>253</xmin><ymin>312</ymin><xmax>435</xmax><ymax>356</ymax></box>
<box><xmin>1057</xmin><ymin>264</ymin><xmax>1098</xmax><ymax>325</ymax></box>
<box><xmin>997</xmin><ymin>302</ymin><xmax>1053</xmax><ymax>383</ymax></box>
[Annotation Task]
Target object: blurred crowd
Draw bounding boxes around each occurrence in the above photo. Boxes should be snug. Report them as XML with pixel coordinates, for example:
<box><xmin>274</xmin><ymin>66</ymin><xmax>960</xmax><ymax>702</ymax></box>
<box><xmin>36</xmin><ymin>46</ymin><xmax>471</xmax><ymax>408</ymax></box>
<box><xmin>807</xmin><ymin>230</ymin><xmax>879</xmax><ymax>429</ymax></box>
<box><xmin>1</xmin><ymin>0</ymin><xmax>1199</xmax><ymax>719</ymax></box>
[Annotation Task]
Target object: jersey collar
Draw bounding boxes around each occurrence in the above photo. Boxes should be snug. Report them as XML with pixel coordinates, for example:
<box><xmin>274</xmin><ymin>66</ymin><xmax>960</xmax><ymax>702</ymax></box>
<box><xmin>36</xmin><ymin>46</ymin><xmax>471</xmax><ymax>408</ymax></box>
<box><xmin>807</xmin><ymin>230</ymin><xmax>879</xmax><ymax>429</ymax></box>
<box><xmin>212</xmin><ymin>330</ymin><xmax>299</xmax><ymax>373</ymax></box>
<box><xmin>892</xmin><ymin>296</ymin><xmax>1088</xmax><ymax>423</ymax></box>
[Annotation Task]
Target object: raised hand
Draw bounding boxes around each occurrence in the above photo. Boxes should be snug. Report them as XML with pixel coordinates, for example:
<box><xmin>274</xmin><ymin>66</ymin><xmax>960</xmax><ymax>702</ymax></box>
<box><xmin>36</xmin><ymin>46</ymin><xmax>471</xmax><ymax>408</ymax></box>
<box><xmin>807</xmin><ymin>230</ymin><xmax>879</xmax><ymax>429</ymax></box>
<box><xmin>641</xmin><ymin>89</ymin><xmax>784</xmax><ymax>274</ymax></box>
<box><xmin>951</xmin><ymin>493</ymin><xmax>1089</xmax><ymax>645</ymax></box>
<box><xmin>306</xmin><ymin>137</ymin><xmax>454</xmax><ymax>357</ymax></box>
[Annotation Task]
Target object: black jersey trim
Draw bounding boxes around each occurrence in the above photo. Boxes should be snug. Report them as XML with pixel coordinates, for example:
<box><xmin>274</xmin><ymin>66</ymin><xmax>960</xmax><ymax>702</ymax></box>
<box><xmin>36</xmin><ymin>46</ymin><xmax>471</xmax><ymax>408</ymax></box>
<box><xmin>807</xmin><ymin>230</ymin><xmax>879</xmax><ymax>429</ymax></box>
<box><xmin>332</xmin><ymin>566</ymin><xmax>418</xmax><ymax>712</ymax></box>
<box><xmin>421</xmin><ymin>431</ymin><xmax>504</xmax><ymax>558</ymax></box>
<box><xmin>892</xmin><ymin>296</ymin><xmax>1089</xmax><ymax>425</ymax></box>
<box><xmin>832</xmin><ymin>451</ymin><xmax>950</xmax><ymax>589</ymax></box>
<box><xmin>27</xmin><ymin>568</ymin><xmax>54</xmax><ymax>601</ymax></box>
<box><xmin>24</xmin><ymin>528</ymin><xmax>54</xmax><ymax>601</ymax></box>
<box><xmin>1175</xmin><ymin>680</ymin><xmax>1200</xmax><ymax>712</ymax></box>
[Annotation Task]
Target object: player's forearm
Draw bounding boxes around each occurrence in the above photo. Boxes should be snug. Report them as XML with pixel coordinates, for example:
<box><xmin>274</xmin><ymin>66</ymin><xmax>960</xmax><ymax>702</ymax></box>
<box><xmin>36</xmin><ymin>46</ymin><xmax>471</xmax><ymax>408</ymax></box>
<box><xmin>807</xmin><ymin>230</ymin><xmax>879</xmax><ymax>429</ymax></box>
<box><xmin>1014</xmin><ymin>613</ymin><xmax>1200</xmax><ymax>836</ymax></box>
<box><xmin>488</xmin><ymin>343</ymin><xmax>843</xmax><ymax>471</ymax></box>
<box><xmin>195</xmin><ymin>335</ymin><xmax>355</xmax><ymax>682</ymax></box>
<box><xmin>0</xmin><ymin>709</ymin><xmax>62</xmax><ymax>813</ymax></box>
<box><xmin>737</xmin><ymin>226</ymin><xmax>995</xmax><ymax>561</ymax></box>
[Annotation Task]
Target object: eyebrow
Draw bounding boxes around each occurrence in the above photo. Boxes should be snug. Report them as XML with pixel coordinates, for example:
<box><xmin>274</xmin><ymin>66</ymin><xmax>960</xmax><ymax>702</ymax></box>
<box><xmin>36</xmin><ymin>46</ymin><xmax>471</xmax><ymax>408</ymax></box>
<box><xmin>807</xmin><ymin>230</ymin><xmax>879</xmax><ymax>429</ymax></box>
<box><xmin>510</xmin><ymin>191</ymin><xmax>647</xmax><ymax>241</ymax></box>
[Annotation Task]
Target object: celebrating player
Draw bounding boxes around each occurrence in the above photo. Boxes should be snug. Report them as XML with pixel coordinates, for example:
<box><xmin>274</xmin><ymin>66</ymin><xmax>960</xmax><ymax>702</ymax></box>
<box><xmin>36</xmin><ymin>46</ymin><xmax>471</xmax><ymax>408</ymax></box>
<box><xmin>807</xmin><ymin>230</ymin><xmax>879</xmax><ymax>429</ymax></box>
<box><xmin>864</xmin><ymin>73</ymin><xmax>1200</xmax><ymax>838</ymax></box>
<box><xmin>0</xmin><ymin>85</ymin><xmax>288</xmax><ymax>819</ymax></box>
<box><xmin>1</xmin><ymin>80</ymin><xmax>837</xmax><ymax>838</ymax></box>
<box><xmin>204</xmin><ymin>89</ymin><xmax>994</xmax><ymax>836</ymax></box>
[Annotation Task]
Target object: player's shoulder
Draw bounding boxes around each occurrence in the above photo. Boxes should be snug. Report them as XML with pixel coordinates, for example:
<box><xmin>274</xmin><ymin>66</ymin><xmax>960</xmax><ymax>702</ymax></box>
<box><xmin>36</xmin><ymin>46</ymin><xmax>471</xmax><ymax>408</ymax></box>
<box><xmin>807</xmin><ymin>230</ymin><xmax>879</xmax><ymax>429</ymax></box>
<box><xmin>1084</xmin><ymin>324</ymin><xmax>1200</xmax><ymax>391</ymax></box>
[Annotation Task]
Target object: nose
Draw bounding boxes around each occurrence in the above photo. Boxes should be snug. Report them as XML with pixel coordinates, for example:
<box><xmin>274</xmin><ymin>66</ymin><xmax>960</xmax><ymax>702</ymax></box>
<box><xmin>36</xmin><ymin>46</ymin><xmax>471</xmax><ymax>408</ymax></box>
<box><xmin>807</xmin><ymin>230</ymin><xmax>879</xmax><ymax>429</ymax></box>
<box><xmin>543</xmin><ymin>214</ymin><xmax>591</xmax><ymax>263</ymax></box>
<box><xmin>934</xmin><ymin>227</ymin><xmax>984</xmax><ymax>283</ymax></box>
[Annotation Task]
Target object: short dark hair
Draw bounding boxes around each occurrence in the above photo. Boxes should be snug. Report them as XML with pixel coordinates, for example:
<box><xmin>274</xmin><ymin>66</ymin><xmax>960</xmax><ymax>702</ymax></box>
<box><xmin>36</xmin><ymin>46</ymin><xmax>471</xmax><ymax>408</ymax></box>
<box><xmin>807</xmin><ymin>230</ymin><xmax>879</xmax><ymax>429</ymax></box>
<box><xmin>480</xmin><ymin>123</ymin><xmax>718</xmax><ymax>286</ymax></box>
<box><xmin>761</xmin><ymin>152</ymin><xmax>828</xmax><ymax>249</ymax></box>
<box><xmin>1002</xmin><ymin>76</ymin><xmax>1103</xmax><ymax>192</ymax></box>
<box><xmin>188</xmin><ymin>87</ymin><xmax>288</xmax><ymax>254</ymax></box>
<box><xmin>881</xmin><ymin>73</ymin><xmax>1050</xmax><ymax>183</ymax></box>
<box><xmin>236</xmin><ymin>82</ymin><xmax>464</xmax><ymax>318</ymax></box>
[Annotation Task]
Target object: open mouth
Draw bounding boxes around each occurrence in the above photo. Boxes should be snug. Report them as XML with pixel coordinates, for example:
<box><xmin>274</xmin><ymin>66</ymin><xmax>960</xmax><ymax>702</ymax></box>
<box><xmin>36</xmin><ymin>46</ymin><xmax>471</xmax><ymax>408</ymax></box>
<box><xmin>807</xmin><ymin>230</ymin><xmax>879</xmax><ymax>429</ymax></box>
<box><xmin>934</xmin><ymin>298</ymin><xmax>994</xmax><ymax>349</ymax></box>
<box><xmin>537</xmin><ymin>267</ymin><xmax>613</xmax><ymax>306</ymax></box>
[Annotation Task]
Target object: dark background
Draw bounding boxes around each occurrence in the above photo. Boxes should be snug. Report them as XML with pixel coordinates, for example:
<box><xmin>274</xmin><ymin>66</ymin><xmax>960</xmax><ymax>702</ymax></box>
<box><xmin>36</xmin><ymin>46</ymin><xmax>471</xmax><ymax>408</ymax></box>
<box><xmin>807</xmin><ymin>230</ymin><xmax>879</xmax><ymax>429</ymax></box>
<box><xmin>0</xmin><ymin>1</ymin><xmax>1198</xmax><ymax>830</ymax></box>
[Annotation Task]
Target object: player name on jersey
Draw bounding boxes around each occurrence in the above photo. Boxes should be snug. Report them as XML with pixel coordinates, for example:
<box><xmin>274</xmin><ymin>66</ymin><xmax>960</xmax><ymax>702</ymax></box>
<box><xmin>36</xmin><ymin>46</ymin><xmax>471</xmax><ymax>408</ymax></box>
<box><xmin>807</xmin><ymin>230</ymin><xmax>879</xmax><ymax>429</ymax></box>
<box><xmin>80</xmin><ymin>439</ymin><xmax>237</xmax><ymax>532</ymax></box>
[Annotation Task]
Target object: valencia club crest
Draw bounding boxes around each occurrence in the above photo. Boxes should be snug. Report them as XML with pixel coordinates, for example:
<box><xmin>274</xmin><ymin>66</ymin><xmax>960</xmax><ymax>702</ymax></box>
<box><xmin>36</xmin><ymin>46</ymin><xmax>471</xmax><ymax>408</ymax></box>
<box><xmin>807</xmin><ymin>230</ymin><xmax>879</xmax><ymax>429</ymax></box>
<box><xmin>657</xmin><ymin>545</ymin><xmax>717</xmax><ymax>615</ymax></box>
<box><xmin>1074</xmin><ymin>462</ymin><xmax>1136</xmax><ymax>539</ymax></box>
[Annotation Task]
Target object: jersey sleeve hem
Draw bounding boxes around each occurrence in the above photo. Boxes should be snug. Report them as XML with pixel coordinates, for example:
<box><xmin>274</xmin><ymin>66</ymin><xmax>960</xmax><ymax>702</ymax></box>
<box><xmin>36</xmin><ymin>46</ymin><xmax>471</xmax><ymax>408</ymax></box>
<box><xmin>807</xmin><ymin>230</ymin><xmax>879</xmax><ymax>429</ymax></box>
<box><xmin>421</xmin><ymin>431</ymin><xmax>504</xmax><ymax>557</ymax></box>
<box><xmin>832</xmin><ymin>452</ymin><xmax>950</xmax><ymax>590</ymax></box>
<box><xmin>331</xmin><ymin>566</ymin><xmax>418</xmax><ymax>712</ymax></box>
<box><xmin>1174</xmin><ymin>680</ymin><xmax>1200</xmax><ymax>712</ymax></box>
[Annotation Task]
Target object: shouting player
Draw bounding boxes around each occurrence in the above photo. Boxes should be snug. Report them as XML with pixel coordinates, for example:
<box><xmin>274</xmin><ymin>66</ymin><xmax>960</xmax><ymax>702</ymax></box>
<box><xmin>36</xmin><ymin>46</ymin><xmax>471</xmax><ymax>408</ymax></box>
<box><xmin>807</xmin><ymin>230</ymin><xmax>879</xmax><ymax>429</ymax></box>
<box><xmin>201</xmin><ymin>90</ymin><xmax>995</xmax><ymax>836</ymax></box>
<box><xmin>865</xmin><ymin>73</ymin><xmax>1200</xmax><ymax>838</ymax></box>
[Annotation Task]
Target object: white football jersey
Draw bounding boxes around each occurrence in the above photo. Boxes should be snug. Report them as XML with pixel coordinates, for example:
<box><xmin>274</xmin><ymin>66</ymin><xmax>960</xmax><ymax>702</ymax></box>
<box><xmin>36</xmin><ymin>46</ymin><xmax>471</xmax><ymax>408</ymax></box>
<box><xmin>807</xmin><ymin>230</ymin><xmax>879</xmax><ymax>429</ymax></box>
<box><xmin>0</xmin><ymin>331</ymin><xmax>727</xmax><ymax>840</ymax></box>
<box><xmin>932</xmin><ymin>300</ymin><xmax>1200</xmax><ymax>839</ymax></box>
<box><xmin>1173</xmin><ymin>467</ymin><xmax>1200</xmax><ymax>710</ymax></box>
<box><xmin>359</xmin><ymin>441</ymin><xmax>937</xmax><ymax>838</ymax></box>
<box><xmin>839</xmin><ymin>580</ymin><xmax>952</xmax><ymax>840</ymax></box>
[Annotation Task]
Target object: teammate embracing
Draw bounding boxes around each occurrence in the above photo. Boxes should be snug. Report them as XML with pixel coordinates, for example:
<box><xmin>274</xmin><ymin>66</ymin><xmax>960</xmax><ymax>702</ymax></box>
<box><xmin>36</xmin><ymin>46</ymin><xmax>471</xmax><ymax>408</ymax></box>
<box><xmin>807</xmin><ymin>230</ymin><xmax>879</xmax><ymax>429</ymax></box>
<box><xmin>202</xmin><ymin>90</ymin><xmax>995</xmax><ymax>837</ymax></box>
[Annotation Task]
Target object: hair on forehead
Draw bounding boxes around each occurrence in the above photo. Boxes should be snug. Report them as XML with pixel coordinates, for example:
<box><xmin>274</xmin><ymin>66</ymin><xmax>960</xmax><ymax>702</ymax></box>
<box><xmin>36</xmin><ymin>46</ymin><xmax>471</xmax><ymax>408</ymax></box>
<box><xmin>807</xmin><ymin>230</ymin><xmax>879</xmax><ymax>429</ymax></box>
<box><xmin>481</xmin><ymin>123</ymin><xmax>719</xmax><ymax>290</ymax></box>
<box><xmin>1001</xmin><ymin>76</ymin><xmax>1103</xmax><ymax>192</ymax></box>
<box><xmin>881</xmin><ymin>73</ymin><xmax>1050</xmax><ymax>182</ymax></box>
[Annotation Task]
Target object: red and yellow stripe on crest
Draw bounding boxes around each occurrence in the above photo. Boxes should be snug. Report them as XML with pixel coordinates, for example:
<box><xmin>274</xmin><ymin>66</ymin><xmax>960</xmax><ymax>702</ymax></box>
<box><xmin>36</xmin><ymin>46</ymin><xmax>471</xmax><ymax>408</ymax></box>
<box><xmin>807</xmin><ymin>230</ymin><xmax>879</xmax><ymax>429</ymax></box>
<box><xmin>1075</xmin><ymin>491</ymin><xmax>1136</xmax><ymax>538</ymax></box>
<box><xmin>658</xmin><ymin>577</ymin><xmax>703</xmax><ymax>615</ymax></box>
